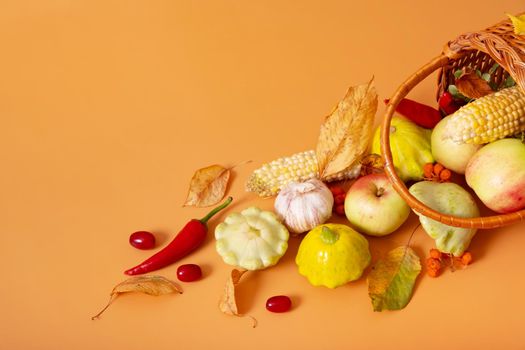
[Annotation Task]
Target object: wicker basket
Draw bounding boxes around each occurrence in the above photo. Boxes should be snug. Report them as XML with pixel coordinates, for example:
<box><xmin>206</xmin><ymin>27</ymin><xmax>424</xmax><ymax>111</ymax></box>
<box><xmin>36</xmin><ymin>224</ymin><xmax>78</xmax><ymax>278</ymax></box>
<box><xmin>381</xmin><ymin>14</ymin><xmax>525</xmax><ymax>229</ymax></box>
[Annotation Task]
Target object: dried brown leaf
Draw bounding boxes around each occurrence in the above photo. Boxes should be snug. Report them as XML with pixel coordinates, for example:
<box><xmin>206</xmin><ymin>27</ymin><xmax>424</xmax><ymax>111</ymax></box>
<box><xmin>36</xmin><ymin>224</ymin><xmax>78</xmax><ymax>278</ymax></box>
<box><xmin>184</xmin><ymin>164</ymin><xmax>230</xmax><ymax>207</ymax></box>
<box><xmin>455</xmin><ymin>70</ymin><xmax>494</xmax><ymax>99</ymax></box>
<box><xmin>316</xmin><ymin>77</ymin><xmax>378</xmax><ymax>179</ymax></box>
<box><xmin>92</xmin><ymin>276</ymin><xmax>182</xmax><ymax>320</ymax></box>
<box><xmin>219</xmin><ymin>269</ymin><xmax>246</xmax><ymax>315</ymax></box>
<box><xmin>360</xmin><ymin>153</ymin><xmax>385</xmax><ymax>176</ymax></box>
<box><xmin>219</xmin><ymin>269</ymin><xmax>257</xmax><ymax>327</ymax></box>
<box><xmin>111</xmin><ymin>275</ymin><xmax>182</xmax><ymax>295</ymax></box>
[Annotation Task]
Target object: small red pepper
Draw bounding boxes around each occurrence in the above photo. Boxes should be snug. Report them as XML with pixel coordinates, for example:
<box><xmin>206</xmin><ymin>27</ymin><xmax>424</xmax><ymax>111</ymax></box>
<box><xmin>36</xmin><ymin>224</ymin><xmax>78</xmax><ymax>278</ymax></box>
<box><xmin>124</xmin><ymin>197</ymin><xmax>233</xmax><ymax>275</ymax></box>
<box><xmin>384</xmin><ymin>98</ymin><xmax>442</xmax><ymax>129</ymax></box>
<box><xmin>438</xmin><ymin>92</ymin><xmax>461</xmax><ymax>116</ymax></box>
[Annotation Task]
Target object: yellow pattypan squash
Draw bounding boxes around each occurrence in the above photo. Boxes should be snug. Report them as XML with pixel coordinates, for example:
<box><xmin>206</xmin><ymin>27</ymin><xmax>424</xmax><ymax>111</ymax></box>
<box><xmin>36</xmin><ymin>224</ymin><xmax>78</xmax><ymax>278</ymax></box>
<box><xmin>215</xmin><ymin>207</ymin><xmax>289</xmax><ymax>271</ymax></box>
<box><xmin>295</xmin><ymin>224</ymin><xmax>371</xmax><ymax>288</ymax></box>
<box><xmin>372</xmin><ymin>116</ymin><xmax>434</xmax><ymax>182</ymax></box>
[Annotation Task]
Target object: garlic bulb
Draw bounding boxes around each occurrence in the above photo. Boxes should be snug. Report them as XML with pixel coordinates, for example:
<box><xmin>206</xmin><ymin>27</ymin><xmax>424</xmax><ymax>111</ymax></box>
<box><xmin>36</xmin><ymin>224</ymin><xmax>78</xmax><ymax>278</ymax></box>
<box><xmin>274</xmin><ymin>179</ymin><xmax>334</xmax><ymax>234</ymax></box>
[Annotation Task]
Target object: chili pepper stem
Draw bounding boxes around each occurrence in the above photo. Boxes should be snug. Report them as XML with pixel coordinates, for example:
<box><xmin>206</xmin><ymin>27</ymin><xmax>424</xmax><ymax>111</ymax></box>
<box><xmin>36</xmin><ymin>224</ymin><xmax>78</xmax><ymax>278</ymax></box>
<box><xmin>200</xmin><ymin>197</ymin><xmax>233</xmax><ymax>224</ymax></box>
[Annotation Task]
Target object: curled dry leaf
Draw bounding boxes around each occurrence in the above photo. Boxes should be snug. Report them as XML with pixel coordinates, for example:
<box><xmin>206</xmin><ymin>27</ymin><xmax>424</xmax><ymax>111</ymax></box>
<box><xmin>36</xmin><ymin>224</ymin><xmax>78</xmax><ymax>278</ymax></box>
<box><xmin>184</xmin><ymin>164</ymin><xmax>231</xmax><ymax>207</ymax></box>
<box><xmin>360</xmin><ymin>153</ymin><xmax>384</xmax><ymax>176</ymax></box>
<box><xmin>367</xmin><ymin>246</ymin><xmax>421</xmax><ymax>312</ymax></box>
<box><xmin>219</xmin><ymin>269</ymin><xmax>257</xmax><ymax>328</ymax></box>
<box><xmin>316</xmin><ymin>77</ymin><xmax>378</xmax><ymax>180</ymax></box>
<box><xmin>92</xmin><ymin>275</ymin><xmax>182</xmax><ymax>320</ymax></box>
<box><xmin>455</xmin><ymin>69</ymin><xmax>494</xmax><ymax>99</ymax></box>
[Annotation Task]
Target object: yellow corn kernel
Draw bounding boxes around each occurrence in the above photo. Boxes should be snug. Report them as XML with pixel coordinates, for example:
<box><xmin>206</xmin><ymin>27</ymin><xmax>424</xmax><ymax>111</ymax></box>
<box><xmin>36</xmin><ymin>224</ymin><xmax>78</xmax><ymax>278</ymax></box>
<box><xmin>245</xmin><ymin>150</ymin><xmax>361</xmax><ymax>197</ymax></box>
<box><xmin>445</xmin><ymin>85</ymin><xmax>525</xmax><ymax>144</ymax></box>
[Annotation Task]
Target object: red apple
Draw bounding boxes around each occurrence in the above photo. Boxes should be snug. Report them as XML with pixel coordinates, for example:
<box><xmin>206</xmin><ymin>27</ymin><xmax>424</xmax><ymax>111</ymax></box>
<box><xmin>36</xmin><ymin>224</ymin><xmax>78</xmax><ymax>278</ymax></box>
<box><xmin>344</xmin><ymin>173</ymin><xmax>410</xmax><ymax>236</ymax></box>
<box><xmin>465</xmin><ymin>138</ymin><xmax>525</xmax><ymax>213</ymax></box>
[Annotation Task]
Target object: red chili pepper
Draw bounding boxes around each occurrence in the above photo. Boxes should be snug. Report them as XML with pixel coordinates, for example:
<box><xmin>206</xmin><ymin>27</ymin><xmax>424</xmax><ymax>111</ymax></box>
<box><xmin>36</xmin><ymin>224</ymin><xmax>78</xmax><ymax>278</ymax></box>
<box><xmin>438</xmin><ymin>92</ymin><xmax>461</xmax><ymax>116</ymax></box>
<box><xmin>124</xmin><ymin>197</ymin><xmax>233</xmax><ymax>275</ymax></box>
<box><xmin>384</xmin><ymin>98</ymin><xmax>442</xmax><ymax>129</ymax></box>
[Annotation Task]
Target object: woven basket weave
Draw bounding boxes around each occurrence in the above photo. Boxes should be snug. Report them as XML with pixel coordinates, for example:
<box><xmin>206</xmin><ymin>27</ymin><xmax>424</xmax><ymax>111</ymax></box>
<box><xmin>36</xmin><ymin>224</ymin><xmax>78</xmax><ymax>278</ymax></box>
<box><xmin>381</xmin><ymin>14</ymin><xmax>525</xmax><ymax>229</ymax></box>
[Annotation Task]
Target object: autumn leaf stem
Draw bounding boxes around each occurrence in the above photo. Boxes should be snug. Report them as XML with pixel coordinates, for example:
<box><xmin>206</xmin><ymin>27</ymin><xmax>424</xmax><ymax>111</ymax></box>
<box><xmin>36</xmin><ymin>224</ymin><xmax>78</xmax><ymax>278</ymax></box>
<box><xmin>406</xmin><ymin>223</ymin><xmax>421</xmax><ymax>248</ymax></box>
<box><xmin>229</xmin><ymin>160</ymin><xmax>253</xmax><ymax>170</ymax></box>
<box><xmin>91</xmin><ymin>295</ymin><xmax>117</xmax><ymax>320</ymax></box>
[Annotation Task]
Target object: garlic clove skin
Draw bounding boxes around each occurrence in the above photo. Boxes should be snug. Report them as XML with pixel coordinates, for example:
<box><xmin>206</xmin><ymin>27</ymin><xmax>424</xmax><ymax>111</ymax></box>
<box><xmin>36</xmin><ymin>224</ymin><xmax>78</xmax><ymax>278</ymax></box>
<box><xmin>274</xmin><ymin>179</ymin><xmax>334</xmax><ymax>234</ymax></box>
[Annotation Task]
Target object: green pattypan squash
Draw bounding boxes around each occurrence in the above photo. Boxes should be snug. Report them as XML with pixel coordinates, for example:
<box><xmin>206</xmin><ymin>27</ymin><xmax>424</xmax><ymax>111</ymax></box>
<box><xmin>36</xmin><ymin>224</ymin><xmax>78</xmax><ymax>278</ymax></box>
<box><xmin>372</xmin><ymin>116</ymin><xmax>434</xmax><ymax>182</ymax></box>
<box><xmin>295</xmin><ymin>224</ymin><xmax>371</xmax><ymax>288</ymax></box>
<box><xmin>409</xmin><ymin>181</ymin><xmax>479</xmax><ymax>257</ymax></box>
<box><xmin>215</xmin><ymin>207</ymin><xmax>289</xmax><ymax>270</ymax></box>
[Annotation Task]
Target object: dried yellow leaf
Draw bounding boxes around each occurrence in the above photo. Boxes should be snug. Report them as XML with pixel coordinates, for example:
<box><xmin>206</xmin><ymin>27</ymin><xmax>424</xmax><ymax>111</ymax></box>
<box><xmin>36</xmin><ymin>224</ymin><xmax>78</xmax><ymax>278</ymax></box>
<box><xmin>92</xmin><ymin>276</ymin><xmax>182</xmax><ymax>320</ymax></box>
<box><xmin>219</xmin><ymin>269</ymin><xmax>246</xmax><ymax>316</ymax></box>
<box><xmin>508</xmin><ymin>13</ymin><xmax>525</xmax><ymax>35</ymax></box>
<box><xmin>218</xmin><ymin>269</ymin><xmax>257</xmax><ymax>327</ymax></box>
<box><xmin>367</xmin><ymin>246</ymin><xmax>421</xmax><ymax>312</ymax></box>
<box><xmin>111</xmin><ymin>275</ymin><xmax>182</xmax><ymax>295</ymax></box>
<box><xmin>184</xmin><ymin>164</ymin><xmax>230</xmax><ymax>207</ymax></box>
<box><xmin>316</xmin><ymin>77</ymin><xmax>378</xmax><ymax>179</ymax></box>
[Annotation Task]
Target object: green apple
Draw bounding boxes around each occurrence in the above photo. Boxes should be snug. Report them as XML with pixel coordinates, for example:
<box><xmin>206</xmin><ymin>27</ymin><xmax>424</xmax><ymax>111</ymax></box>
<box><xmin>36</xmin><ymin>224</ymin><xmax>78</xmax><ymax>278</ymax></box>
<box><xmin>431</xmin><ymin>116</ymin><xmax>481</xmax><ymax>174</ymax></box>
<box><xmin>465</xmin><ymin>138</ymin><xmax>525</xmax><ymax>213</ymax></box>
<box><xmin>344</xmin><ymin>173</ymin><xmax>410</xmax><ymax>236</ymax></box>
<box><xmin>409</xmin><ymin>181</ymin><xmax>479</xmax><ymax>257</ymax></box>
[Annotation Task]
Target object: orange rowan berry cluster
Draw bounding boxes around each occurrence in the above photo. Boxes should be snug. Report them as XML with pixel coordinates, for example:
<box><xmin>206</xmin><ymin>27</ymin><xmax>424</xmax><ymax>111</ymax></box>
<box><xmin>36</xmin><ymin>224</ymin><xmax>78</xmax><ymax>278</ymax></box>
<box><xmin>423</xmin><ymin>162</ymin><xmax>452</xmax><ymax>182</ymax></box>
<box><xmin>426</xmin><ymin>248</ymin><xmax>473</xmax><ymax>277</ymax></box>
<box><xmin>329</xmin><ymin>185</ymin><xmax>346</xmax><ymax>216</ymax></box>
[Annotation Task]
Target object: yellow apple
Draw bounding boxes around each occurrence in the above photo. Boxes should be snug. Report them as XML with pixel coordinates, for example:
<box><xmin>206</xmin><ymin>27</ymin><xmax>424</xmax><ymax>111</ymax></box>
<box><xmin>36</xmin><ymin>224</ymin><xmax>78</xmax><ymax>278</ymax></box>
<box><xmin>431</xmin><ymin>116</ymin><xmax>481</xmax><ymax>174</ymax></box>
<box><xmin>344</xmin><ymin>173</ymin><xmax>410</xmax><ymax>236</ymax></box>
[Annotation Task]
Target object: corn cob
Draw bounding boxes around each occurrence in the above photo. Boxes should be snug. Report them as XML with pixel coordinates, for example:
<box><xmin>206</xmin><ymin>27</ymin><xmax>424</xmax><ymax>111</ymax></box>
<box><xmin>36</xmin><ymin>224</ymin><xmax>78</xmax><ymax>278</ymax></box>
<box><xmin>444</xmin><ymin>85</ymin><xmax>525</xmax><ymax>144</ymax></box>
<box><xmin>246</xmin><ymin>150</ymin><xmax>361</xmax><ymax>197</ymax></box>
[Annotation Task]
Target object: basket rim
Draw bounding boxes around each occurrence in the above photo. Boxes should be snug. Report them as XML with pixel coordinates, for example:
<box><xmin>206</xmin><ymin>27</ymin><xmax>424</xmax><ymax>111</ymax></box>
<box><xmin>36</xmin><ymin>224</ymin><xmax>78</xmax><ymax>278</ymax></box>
<box><xmin>381</xmin><ymin>54</ymin><xmax>525</xmax><ymax>229</ymax></box>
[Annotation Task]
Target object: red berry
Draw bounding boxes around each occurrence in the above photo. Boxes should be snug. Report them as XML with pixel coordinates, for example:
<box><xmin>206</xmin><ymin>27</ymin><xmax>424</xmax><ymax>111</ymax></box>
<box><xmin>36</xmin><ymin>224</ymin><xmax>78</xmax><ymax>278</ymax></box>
<box><xmin>330</xmin><ymin>186</ymin><xmax>345</xmax><ymax>196</ymax></box>
<box><xmin>177</xmin><ymin>264</ymin><xmax>202</xmax><ymax>282</ymax></box>
<box><xmin>129</xmin><ymin>231</ymin><xmax>156</xmax><ymax>250</ymax></box>
<box><xmin>334</xmin><ymin>204</ymin><xmax>345</xmax><ymax>216</ymax></box>
<box><xmin>429</xmin><ymin>248</ymin><xmax>442</xmax><ymax>260</ymax></box>
<box><xmin>334</xmin><ymin>193</ymin><xmax>346</xmax><ymax>204</ymax></box>
<box><xmin>433</xmin><ymin>163</ymin><xmax>444</xmax><ymax>177</ymax></box>
<box><xmin>460</xmin><ymin>252</ymin><xmax>473</xmax><ymax>265</ymax></box>
<box><xmin>426</xmin><ymin>258</ymin><xmax>442</xmax><ymax>274</ymax></box>
<box><xmin>439</xmin><ymin>169</ymin><xmax>452</xmax><ymax>182</ymax></box>
<box><xmin>427</xmin><ymin>268</ymin><xmax>440</xmax><ymax>278</ymax></box>
<box><xmin>423</xmin><ymin>163</ymin><xmax>434</xmax><ymax>178</ymax></box>
<box><xmin>266</xmin><ymin>295</ymin><xmax>292</xmax><ymax>313</ymax></box>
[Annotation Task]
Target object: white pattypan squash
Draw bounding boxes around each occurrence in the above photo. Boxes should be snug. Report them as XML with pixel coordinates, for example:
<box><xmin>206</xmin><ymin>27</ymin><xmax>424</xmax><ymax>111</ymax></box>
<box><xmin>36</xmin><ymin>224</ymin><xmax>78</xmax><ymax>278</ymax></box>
<box><xmin>215</xmin><ymin>207</ymin><xmax>289</xmax><ymax>270</ymax></box>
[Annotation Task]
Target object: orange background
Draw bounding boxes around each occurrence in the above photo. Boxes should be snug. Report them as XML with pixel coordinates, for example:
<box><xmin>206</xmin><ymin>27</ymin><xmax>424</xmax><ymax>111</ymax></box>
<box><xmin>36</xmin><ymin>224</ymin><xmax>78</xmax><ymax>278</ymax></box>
<box><xmin>2</xmin><ymin>1</ymin><xmax>524</xmax><ymax>349</ymax></box>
